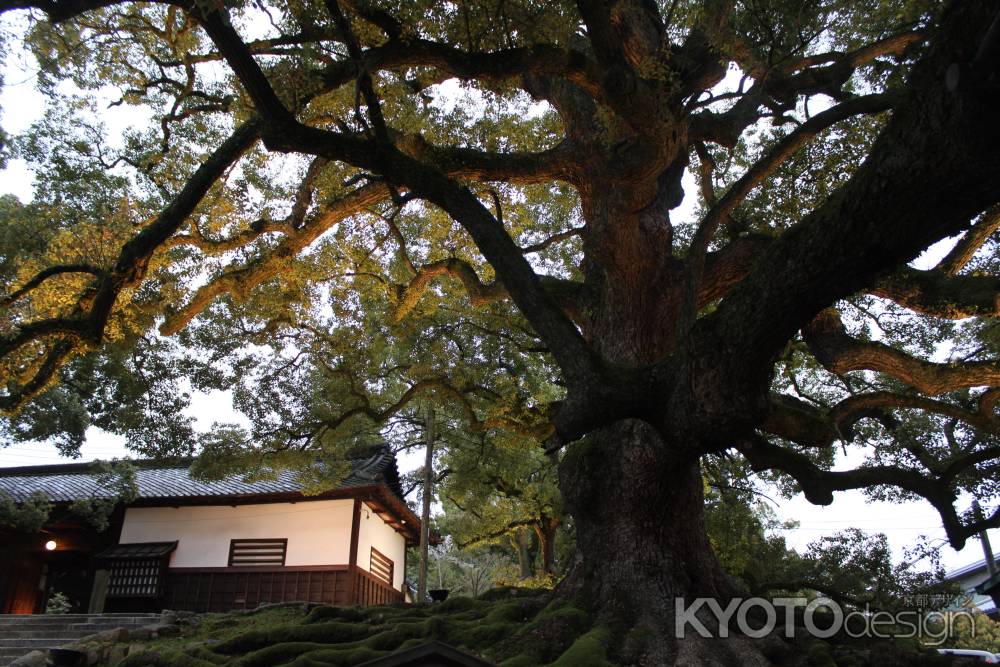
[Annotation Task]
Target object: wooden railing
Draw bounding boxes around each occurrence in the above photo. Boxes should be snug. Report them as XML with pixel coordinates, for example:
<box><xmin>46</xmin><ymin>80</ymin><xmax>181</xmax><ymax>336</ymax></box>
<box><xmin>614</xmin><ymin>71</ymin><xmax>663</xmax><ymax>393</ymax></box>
<box><xmin>160</xmin><ymin>564</ymin><xmax>402</xmax><ymax>612</ymax></box>
<box><xmin>352</xmin><ymin>566</ymin><xmax>403</xmax><ymax>606</ymax></box>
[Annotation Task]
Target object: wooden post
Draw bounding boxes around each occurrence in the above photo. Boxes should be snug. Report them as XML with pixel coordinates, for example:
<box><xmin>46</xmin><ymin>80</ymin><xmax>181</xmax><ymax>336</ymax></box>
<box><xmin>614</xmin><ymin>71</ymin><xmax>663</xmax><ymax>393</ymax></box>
<box><xmin>348</xmin><ymin>498</ymin><xmax>362</xmax><ymax>604</ymax></box>
<box><xmin>401</xmin><ymin>545</ymin><xmax>407</xmax><ymax>596</ymax></box>
<box><xmin>417</xmin><ymin>406</ymin><xmax>435</xmax><ymax>603</ymax></box>
<box><xmin>87</xmin><ymin>569</ymin><xmax>109</xmax><ymax>613</ymax></box>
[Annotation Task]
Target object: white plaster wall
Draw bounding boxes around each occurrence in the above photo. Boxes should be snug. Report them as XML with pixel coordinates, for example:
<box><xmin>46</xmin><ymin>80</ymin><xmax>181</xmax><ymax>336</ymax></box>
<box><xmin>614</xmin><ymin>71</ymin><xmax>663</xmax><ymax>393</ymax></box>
<box><xmin>356</xmin><ymin>502</ymin><xmax>406</xmax><ymax>590</ymax></box>
<box><xmin>119</xmin><ymin>499</ymin><xmax>354</xmax><ymax>567</ymax></box>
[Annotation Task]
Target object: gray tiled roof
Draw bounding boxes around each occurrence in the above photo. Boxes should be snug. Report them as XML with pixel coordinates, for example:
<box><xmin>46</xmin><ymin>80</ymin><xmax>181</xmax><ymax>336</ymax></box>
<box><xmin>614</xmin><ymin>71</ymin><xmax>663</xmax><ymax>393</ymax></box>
<box><xmin>0</xmin><ymin>446</ymin><xmax>403</xmax><ymax>503</ymax></box>
<box><xmin>945</xmin><ymin>553</ymin><xmax>1000</xmax><ymax>581</ymax></box>
<box><xmin>95</xmin><ymin>541</ymin><xmax>178</xmax><ymax>560</ymax></box>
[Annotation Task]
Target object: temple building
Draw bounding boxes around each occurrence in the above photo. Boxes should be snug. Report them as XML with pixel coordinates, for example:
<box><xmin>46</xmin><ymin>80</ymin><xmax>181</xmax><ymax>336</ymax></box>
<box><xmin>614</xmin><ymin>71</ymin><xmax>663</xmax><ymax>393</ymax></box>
<box><xmin>0</xmin><ymin>446</ymin><xmax>419</xmax><ymax>614</ymax></box>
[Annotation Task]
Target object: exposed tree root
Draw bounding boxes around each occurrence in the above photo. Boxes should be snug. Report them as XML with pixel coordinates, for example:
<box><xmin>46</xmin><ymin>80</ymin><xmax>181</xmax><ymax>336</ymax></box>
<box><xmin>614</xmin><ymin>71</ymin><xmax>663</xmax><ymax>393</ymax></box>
<box><xmin>86</xmin><ymin>592</ymin><xmax>962</xmax><ymax>667</ymax></box>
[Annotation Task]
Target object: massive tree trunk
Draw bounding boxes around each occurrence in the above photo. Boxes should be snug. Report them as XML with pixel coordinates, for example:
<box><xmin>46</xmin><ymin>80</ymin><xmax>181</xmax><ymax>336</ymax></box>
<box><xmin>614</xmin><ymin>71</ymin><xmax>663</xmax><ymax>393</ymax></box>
<box><xmin>560</xmin><ymin>420</ymin><xmax>731</xmax><ymax>605</ymax></box>
<box><xmin>558</xmin><ymin>420</ymin><xmax>769</xmax><ymax>664</ymax></box>
<box><xmin>542</xmin><ymin>162</ymin><xmax>775</xmax><ymax>660</ymax></box>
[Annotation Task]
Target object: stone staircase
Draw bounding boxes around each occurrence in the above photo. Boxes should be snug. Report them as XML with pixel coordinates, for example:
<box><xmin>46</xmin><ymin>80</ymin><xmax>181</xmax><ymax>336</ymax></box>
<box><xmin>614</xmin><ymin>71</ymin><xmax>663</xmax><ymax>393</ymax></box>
<box><xmin>0</xmin><ymin>614</ymin><xmax>160</xmax><ymax>666</ymax></box>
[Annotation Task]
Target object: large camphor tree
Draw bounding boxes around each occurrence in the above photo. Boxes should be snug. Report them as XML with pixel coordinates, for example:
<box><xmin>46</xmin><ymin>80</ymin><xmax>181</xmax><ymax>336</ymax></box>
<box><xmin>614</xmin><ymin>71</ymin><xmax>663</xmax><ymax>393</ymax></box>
<box><xmin>2</xmin><ymin>0</ymin><xmax>1000</xmax><ymax>661</ymax></box>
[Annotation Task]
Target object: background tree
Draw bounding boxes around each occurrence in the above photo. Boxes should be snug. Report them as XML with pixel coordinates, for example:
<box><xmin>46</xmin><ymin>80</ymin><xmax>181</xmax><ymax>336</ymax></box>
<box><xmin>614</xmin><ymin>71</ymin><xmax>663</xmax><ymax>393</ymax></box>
<box><xmin>702</xmin><ymin>458</ymin><xmax>797</xmax><ymax>592</ymax></box>
<box><xmin>943</xmin><ymin>611</ymin><xmax>1000</xmax><ymax>654</ymax></box>
<box><xmin>752</xmin><ymin>528</ymin><xmax>955</xmax><ymax>613</ymax></box>
<box><xmin>1</xmin><ymin>0</ymin><xmax>1000</xmax><ymax>662</ymax></box>
<box><xmin>406</xmin><ymin>537</ymin><xmax>518</xmax><ymax>599</ymax></box>
<box><xmin>438</xmin><ymin>430</ymin><xmax>567</xmax><ymax>580</ymax></box>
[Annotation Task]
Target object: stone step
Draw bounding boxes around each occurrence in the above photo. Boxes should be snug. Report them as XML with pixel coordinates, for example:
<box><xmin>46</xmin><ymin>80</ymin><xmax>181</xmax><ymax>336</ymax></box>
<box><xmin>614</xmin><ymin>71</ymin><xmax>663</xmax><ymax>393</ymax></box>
<box><xmin>0</xmin><ymin>647</ymin><xmax>34</xmax><ymax>656</ymax></box>
<box><xmin>0</xmin><ymin>618</ymin><xmax>153</xmax><ymax>626</ymax></box>
<box><xmin>0</xmin><ymin>647</ymin><xmax>50</xmax><ymax>667</ymax></box>
<box><xmin>0</xmin><ymin>619</ymin><xmax>154</xmax><ymax>629</ymax></box>
<box><xmin>0</xmin><ymin>649</ymin><xmax>37</xmax><ymax>664</ymax></box>
<box><xmin>0</xmin><ymin>614</ymin><xmax>158</xmax><ymax>624</ymax></box>
<box><xmin>0</xmin><ymin>615</ymin><xmax>164</xmax><ymax>665</ymax></box>
<box><xmin>10</xmin><ymin>627</ymin><xmax>138</xmax><ymax>636</ymax></box>
<box><xmin>0</xmin><ymin>627</ymin><xmax>126</xmax><ymax>640</ymax></box>
<box><xmin>0</xmin><ymin>615</ymin><xmax>157</xmax><ymax>621</ymax></box>
<box><xmin>0</xmin><ymin>624</ymin><xmax>152</xmax><ymax>637</ymax></box>
<box><xmin>0</xmin><ymin>623</ymin><xmax>153</xmax><ymax>632</ymax></box>
<box><xmin>0</xmin><ymin>639</ymin><xmax>86</xmax><ymax>649</ymax></box>
<box><xmin>0</xmin><ymin>616</ymin><xmax>154</xmax><ymax>630</ymax></box>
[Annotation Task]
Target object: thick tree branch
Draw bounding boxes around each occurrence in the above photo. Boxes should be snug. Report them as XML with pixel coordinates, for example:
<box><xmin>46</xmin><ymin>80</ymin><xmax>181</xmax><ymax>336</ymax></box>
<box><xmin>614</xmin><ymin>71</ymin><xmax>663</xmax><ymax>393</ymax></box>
<box><xmin>692</xmin><ymin>93</ymin><xmax>896</xmax><ymax>264</ymax></box>
<box><xmin>690</xmin><ymin>229</ymin><xmax>1000</xmax><ymax>321</ymax></box>
<box><xmin>392</xmin><ymin>258</ymin><xmax>584</xmax><ymax>327</ymax></box>
<box><xmin>341</xmin><ymin>0</ymin><xmax>401</xmax><ymax>38</ymax></box>
<box><xmin>160</xmin><ymin>142</ymin><xmax>579</xmax><ymax>333</ymax></box>
<box><xmin>160</xmin><ymin>180</ymin><xmax>386</xmax><ymax>335</ymax></box>
<box><xmin>128</xmin><ymin>21</ymin><xmax>606</xmax><ymax>108</ymax></box>
<box><xmin>804</xmin><ymin>308</ymin><xmax>1000</xmax><ymax>395</ymax></box>
<box><xmin>323</xmin><ymin>0</ymin><xmax>390</xmax><ymax>143</ymax></box>
<box><xmin>679</xmin><ymin>93</ymin><xmax>896</xmax><ymax>337</ymax></box>
<box><xmin>164</xmin><ymin>156</ymin><xmax>328</xmax><ymax>254</ymax></box>
<box><xmin>870</xmin><ymin>266</ymin><xmax>1000</xmax><ymax>319</ymax></box>
<box><xmin>347</xmin><ymin>38</ymin><xmax>605</xmax><ymax>102</ymax></box>
<box><xmin>0</xmin><ymin>339</ymin><xmax>76</xmax><ymax>412</ymax></box>
<box><xmin>937</xmin><ymin>204</ymin><xmax>1000</xmax><ymax>275</ymax></box>
<box><xmin>313</xmin><ymin>371</ymin><xmax>553</xmax><ymax>441</ymax></box>
<box><xmin>198</xmin><ymin>17</ymin><xmax>600</xmax><ymax>388</ymax></box>
<box><xmin>830</xmin><ymin>391</ymin><xmax>998</xmax><ymax>440</ymax></box>
<box><xmin>737</xmin><ymin>434</ymin><xmax>999</xmax><ymax>549</ymax></box>
<box><xmin>2</xmin><ymin>264</ymin><xmax>107</xmax><ymax>307</ymax></box>
<box><xmin>0</xmin><ymin>0</ymin><xmax>122</xmax><ymax>20</ymax></box>
<box><xmin>395</xmin><ymin>135</ymin><xmax>576</xmax><ymax>185</ymax></box>
<box><xmin>697</xmin><ymin>3</ymin><xmax>1000</xmax><ymax>405</ymax></box>
<box><xmin>392</xmin><ymin>259</ymin><xmax>508</xmax><ymax>322</ymax></box>
<box><xmin>688</xmin><ymin>27</ymin><xmax>921</xmax><ymax>147</ymax></box>
<box><xmin>192</xmin><ymin>7</ymin><xmax>295</xmax><ymax>124</ymax></box>
<box><xmin>0</xmin><ymin>119</ymin><xmax>261</xmax><ymax>410</ymax></box>
<box><xmin>574</xmin><ymin>0</ymin><xmax>627</xmax><ymax>69</ymax></box>
<box><xmin>456</xmin><ymin>518</ymin><xmax>538</xmax><ymax>549</ymax></box>
<box><xmin>780</xmin><ymin>29</ymin><xmax>929</xmax><ymax>73</ymax></box>
<box><xmin>697</xmin><ymin>233</ymin><xmax>771</xmax><ymax>306</ymax></box>
<box><xmin>762</xmin><ymin>393</ymin><xmax>838</xmax><ymax>449</ymax></box>
<box><xmin>689</xmin><ymin>86</ymin><xmax>764</xmax><ymax>148</ymax></box>
<box><xmin>518</xmin><ymin>227</ymin><xmax>584</xmax><ymax>254</ymax></box>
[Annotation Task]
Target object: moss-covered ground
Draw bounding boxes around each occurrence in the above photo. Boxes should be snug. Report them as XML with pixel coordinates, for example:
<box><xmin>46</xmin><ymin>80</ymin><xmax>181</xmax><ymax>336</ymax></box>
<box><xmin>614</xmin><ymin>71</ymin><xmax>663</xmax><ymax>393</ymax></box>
<box><xmin>107</xmin><ymin>591</ymin><xmax>966</xmax><ymax>667</ymax></box>
<box><xmin>114</xmin><ymin>589</ymin><xmax>610</xmax><ymax>667</ymax></box>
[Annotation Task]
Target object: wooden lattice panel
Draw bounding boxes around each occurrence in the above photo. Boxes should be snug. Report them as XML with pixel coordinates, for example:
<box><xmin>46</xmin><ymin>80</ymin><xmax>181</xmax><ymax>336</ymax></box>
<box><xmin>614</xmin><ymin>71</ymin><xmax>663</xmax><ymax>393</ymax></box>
<box><xmin>370</xmin><ymin>547</ymin><xmax>394</xmax><ymax>586</ymax></box>
<box><xmin>228</xmin><ymin>538</ymin><xmax>288</xmax><ymax>566</ymax></box>
<box><xmin>107</xmin><ymin>558</ymin><xmax>163</xmax><ymax>598</ymax></box>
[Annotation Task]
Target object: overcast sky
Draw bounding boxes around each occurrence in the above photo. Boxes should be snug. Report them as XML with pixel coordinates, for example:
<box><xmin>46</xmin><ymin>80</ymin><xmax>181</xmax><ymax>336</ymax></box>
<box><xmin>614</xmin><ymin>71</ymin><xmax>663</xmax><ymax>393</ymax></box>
<box><xmin>0</xmin><ymin>14</ymin><xmax>995</xmax><ymax>578</ymax></box>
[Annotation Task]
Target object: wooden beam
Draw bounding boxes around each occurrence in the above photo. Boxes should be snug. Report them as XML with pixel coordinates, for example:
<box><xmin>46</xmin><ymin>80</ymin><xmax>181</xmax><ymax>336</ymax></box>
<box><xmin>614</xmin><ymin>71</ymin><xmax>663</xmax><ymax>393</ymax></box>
<box><xmin>402</xmin><ymin>545</ymin><xmax>407</xmax><ymax>595</ymax></box>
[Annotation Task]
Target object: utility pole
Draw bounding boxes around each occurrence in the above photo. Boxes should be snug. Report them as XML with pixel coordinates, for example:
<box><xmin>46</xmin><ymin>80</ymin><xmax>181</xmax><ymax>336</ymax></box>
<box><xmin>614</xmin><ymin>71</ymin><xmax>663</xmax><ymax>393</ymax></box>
<box><xmin>974</xmin><ymin>500</ymin><xmax>997</xmax><ymax>577</ymax></box>
<box><xmin>417</xmin><ymin>405</ymin><xmax>435</xmax><ymax>603</ymax></box>
<box><xmin>972</xmin><ymin>500</ymin><xmax>1000</xmax><ymax>611</ymax></box>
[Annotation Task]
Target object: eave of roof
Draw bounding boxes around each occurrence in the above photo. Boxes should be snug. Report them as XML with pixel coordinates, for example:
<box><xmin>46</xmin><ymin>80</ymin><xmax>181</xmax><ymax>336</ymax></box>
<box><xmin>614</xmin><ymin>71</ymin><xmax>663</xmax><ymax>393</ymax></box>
<box><xmin>945</xmin><ymin>554</ymin><xmax>1000</xmax><ymax>581</ymax></box>
<box><xmin>0</xmin><ymin>445</ymin><xmax>407</xmax><ymax>505</ymax></box>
